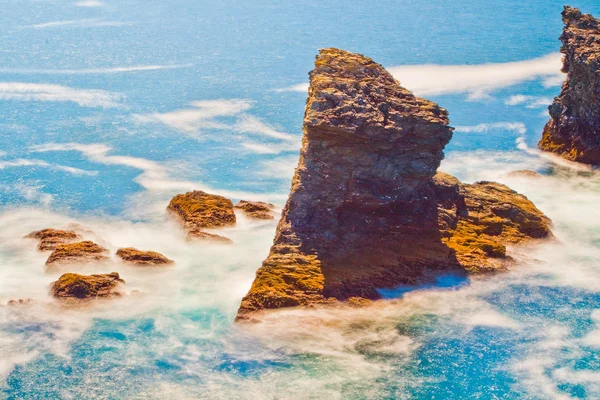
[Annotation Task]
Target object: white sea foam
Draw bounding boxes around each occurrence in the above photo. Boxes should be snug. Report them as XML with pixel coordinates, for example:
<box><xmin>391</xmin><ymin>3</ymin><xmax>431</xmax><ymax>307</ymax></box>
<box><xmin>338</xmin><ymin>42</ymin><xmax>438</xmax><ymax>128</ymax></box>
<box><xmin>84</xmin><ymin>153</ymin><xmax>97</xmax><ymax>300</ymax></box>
<box><xmin>74</xmin><ymin>0</ymin><xmax>105</xmax><ymax>7</ymax></box>
<box><xmin>0</xmin><ymin>206</ymin><xmax>278</xmax><ymax>378</ymax></box>
<box><xmin>0</xmin><ymin>82</ymin><xmax>122</xmax><ymax>108</ymax></box>
<box><xmin>258</xmin><ymin>155</ymin><xmax>298</xmax><ymax>180</ymax></box>
<box><xmin>388</xmin><ymin>53</ymin><xmax>562</xmax><ymax>98</ymax></box>
<box><xmin>441</xmin><ymin>149</ymin><xmax>600</xmax><ymax>398</ymax></box>
<box><xmin>505</xmin><ymin>94</ymin><xmax>554</xmax><ymax>109</ymax></box>
<box><xmin>27</xmin><ymin>19</ymin><xmax>131</xmax><ymax>29</ymax></box>
<box><xmin>3</xmin><ymin>145</ymin><xmax>600</xmax><ymax>398</ymax></box>
<box><xmin>134</xmin><ymin>100</ymin><xmax>300</xmax><ymax>155</ymax></box>
<box><xmin>0</xmin><ymin>182</ymin><xmax>54</xmax><ymax>206</ymax></box>
<box><xmin>134</xmin><ymin>100</ymin><xmax>254</xmax><ymax>134</ymax></box>
<box><xmin>276</xmin><ymin>53</ymin><xmax>563</xmax><ymax>100</ymax></box>
<box><xmin>454</xmin><ymin>122</ymin><xmax>527</xmax><ymax>135</ymax></box>
<box><xmin>0</xmin><ymin>157</ymin><xmax>97</xmax><ymax>176</ymax></box>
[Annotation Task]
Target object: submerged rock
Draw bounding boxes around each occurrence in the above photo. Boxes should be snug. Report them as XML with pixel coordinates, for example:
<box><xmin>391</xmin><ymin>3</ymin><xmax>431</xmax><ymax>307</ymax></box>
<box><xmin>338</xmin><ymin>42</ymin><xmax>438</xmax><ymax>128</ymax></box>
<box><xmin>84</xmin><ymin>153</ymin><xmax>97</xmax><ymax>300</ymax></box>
<box><xmin>237</xmin><ymin>48</ymin><xmax>552</xmax><ymax>319</ymax></box>
<box><xmin>185</xmin><ymin>229</ymin><xmax>233</xmax><ymax>244</ymax></box>
<box><xmin>25</xmin><ymin>228</ymin><xmax>82</xmax><ymax>251</ymax></box>
<box><xmin>538</xmin><ymin>6</ymin><xmax>600</xmax><ymax>165</ymax></box>
<box><xmin>45</xmin><ymin>241</ymin><xmax>109</xmax><ymax>266</ymax></box>
<box><xmin>506</xmin><ymin>170</ymin><xmax>542</xmax><ymax>179</ymax></box>
<box><xmin>51</xmin><ymin>272</ymin><xmax>124</xmax><ymax>299</ymax></box>
<box><xmin>235</xmin><ymin>200</ymin><xmax>276</xmax><ymax>220</ymax></box>
<box><xmin>116</xmin><ymin>247</ymin><xmax>174</xmax><ymax>266</ymax></box>
<box><xmin>6</xmin><ymin>298</ymin><xmax>33</xmax><ymax>306</ymax></box>
<box><xmin>168</xmin><ymin>190</ymin><xmax>235</xmax><ymax>242</ymax></box>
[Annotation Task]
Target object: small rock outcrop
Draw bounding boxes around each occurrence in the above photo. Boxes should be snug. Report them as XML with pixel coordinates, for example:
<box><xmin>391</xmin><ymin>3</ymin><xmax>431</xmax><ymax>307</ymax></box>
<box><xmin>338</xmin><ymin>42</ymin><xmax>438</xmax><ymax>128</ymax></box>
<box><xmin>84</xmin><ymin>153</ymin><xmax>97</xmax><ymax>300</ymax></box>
<box><xmin>116</xmin><ymin>247</ymin><xmax>174</xmax><ymax>266</ymax></box>
<box><xmin>433</xmin><ymin>172</ymin><xmax>551</xmax><ymax>273</ymax></box>
<box><xmin>167</xmin><ymin>190</ymin><xmax>235</xmax><ymax>242</ymax></box>
<box><xmin>51</xmin><ymin>272</ymin><xmax>124</xmax><ymax>299</ymax></box>
<box><xmin>25</xmin><ymin>228</ymin><xmax>81</xmax><ymax>251</ymax></box>
<box><xmin>235</xmin><ymin>200</ymin><xmax>276</xmax><ymax>220</ymax></box>
<box><xmin>538</xmin><ymin>6</ymin><xmax>600</xmax><ymax>165</ymax></box>
<box><xmin>45</xmin><ymin>241</ymin><xmax>109</xmax><ymax>266</ymax></box>
<box><xmin>237</xmin><ymin>48</ymin><xmax>552</xmax><ymax>319</ymax></box>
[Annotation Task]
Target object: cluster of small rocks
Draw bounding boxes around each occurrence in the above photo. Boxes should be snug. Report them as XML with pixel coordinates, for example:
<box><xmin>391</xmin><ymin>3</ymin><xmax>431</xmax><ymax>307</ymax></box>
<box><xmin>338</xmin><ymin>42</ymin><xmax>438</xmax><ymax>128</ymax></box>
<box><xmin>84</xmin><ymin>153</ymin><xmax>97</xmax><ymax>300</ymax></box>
<box><xmin>20</xmin><ymin>227</ymin><xmax>176</xmax><ymax>300</ymax></box>
<box><xmin>9</xmin><ymin>195</ymin><xmax>277</xmax><ymax>302</ymax></box>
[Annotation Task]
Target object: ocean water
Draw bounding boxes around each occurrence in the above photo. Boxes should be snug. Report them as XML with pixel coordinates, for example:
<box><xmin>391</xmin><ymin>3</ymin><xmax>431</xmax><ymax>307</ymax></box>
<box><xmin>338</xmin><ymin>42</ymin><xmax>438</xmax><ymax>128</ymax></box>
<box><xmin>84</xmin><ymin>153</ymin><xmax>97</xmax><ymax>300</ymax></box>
<box><xmin>2</xmin><ymin>0</ymin><xmax>600</xmax><ymax>398</ymax></box>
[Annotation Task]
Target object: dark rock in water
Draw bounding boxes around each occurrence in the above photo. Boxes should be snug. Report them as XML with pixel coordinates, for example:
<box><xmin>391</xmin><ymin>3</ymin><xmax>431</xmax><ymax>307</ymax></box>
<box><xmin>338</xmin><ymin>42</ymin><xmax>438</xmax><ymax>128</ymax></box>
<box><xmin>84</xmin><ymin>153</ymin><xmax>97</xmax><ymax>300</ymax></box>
<box><xmin>45</xmin><ymin>241</ymin><xmax>109</xmax><ymax>266</ymax></box>
<box><xmin>116</xmin><ymin>247</ymin><xmax>174</xmax><ymax>266</ymax></box>
<box><xmin>236</xmin><ymin>48</ymin><xmax>552</xmax><ymax>319</ymax></box>
<box><xmin>51</xmin><ymin>272</ymin><xmax>124</xmax><ymax>299</ymax></box>
<box><xmin>235</xmin><ymin>200</ymin><xmax>276</xmax><ymax>220</ymax></box>
<box><xmin>538</xmin><ymin>6</ymin><xmax>600</xmax><ymax>165</ymax></box>
<box><xmin>167</xmin><ymin>190</ymin><xmax>235</xmax><ymax>242</ymax></box>
<box><xmin>25</xmin><ymin>228</ymin><xmax>82</xmax><ymax>251</ymax></box>
<box><xmin>506</xmin><ymin>170</ymin><xmax>542</xmax><ymax>179</ymax></box>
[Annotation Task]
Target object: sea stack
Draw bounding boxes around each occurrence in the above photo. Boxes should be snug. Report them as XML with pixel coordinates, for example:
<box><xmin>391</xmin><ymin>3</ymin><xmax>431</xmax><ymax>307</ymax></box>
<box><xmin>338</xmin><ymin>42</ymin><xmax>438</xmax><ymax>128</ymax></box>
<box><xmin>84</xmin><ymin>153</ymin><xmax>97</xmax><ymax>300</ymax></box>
<box><xmin>237</xmin><ymin>48</ymin><xmax>552</xmax><ymax>319</ymax></box>
<box><xmin>538</xmin><ymin>6</ymin><xmax>600</xmax><ymax>165</ymax></box>
<box><xmin>237</xmin><ymin>48</ymin><xmax>454</xmax><ymax>317</ymax></box>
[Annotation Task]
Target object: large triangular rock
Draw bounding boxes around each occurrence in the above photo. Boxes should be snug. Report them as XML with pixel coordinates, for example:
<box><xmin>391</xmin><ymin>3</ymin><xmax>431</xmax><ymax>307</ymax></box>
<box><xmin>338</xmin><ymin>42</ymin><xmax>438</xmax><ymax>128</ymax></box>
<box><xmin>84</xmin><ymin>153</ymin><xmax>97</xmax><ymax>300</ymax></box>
<box><xmin>237</xmin><ymin>49</ymin><xmax>552</xmax><ymax>320</ymax></box>
<box><xmin>237</xmin><ymin>48</ymin><xmax>455</xmax><ymax>317</ymax></box>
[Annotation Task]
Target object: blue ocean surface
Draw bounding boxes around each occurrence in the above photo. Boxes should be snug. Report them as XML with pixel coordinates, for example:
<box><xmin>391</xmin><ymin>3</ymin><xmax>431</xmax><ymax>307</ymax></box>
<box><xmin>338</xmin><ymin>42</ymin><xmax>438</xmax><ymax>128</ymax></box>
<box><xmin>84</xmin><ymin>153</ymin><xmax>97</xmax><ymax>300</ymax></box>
<box><xmin>2</xmin><ymin>0</ymin><xmax>600</xmax><ymax>398</ymax></box>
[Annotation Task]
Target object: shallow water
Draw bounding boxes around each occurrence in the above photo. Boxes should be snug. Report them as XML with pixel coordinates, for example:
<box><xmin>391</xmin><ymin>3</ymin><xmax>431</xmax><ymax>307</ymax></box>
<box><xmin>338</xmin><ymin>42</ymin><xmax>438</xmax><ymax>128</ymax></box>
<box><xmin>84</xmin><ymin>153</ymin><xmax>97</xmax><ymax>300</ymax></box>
<box><xmin>2</xmin><ymin>0</ymin><xmax>600</xmax><ymax>398</ymax></box>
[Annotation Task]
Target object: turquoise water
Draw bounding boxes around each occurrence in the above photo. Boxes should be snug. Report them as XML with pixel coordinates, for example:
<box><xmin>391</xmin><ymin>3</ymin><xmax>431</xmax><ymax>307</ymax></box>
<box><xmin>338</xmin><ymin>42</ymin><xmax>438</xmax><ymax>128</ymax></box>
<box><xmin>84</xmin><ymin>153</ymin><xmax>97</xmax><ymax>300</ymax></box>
<box><xmin>2</xmin><ymin>1</ymin><xmax>600</xmax><ymax>398</ymax></box>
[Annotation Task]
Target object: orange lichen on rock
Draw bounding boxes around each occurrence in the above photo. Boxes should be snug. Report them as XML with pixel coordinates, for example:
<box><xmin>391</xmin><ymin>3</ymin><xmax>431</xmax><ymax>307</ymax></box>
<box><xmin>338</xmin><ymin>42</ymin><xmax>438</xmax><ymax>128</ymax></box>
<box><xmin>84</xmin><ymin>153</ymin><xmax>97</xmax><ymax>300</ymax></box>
<box><xmin>167</xmin><ymin>190</ymin><xmax>235</xmax><ymax>242</ymax></box>
<box><xmin>25</xmin><ymin>228</ymin><xmax>82</xmax><ymax>251</ymax></box>
<box><xmin>116</xmin><ymin>247</ymin><xmax>174</xmax><ymax>266</ymax></box>
<box><xmin>235</xmin><ymin>200</ymin><xmax>275</xmax><ymax>220</ymax></box>
<box><xmin>51</xmin><ymin>272</ymin><xmax>124</xmax><ymax>299</ymax></box>
<box><xmin>238</xmin><ymin>240</ymin><xmax>327</xmax><ymax>314</ymax></box>
<box><xmin>45</xmin><ymin>240</ymin><xmax>109</xmax><ymax>266</ymax></box>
